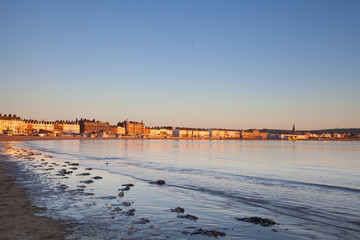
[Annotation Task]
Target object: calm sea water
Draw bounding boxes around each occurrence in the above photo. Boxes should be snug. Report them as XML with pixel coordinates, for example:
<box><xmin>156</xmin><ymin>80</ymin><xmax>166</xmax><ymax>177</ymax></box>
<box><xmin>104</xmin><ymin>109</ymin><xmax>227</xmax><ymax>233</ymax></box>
<box><xmin>7</xmin><ymin>140</ymin><xmax>360</xmax><ymax>239</ymax></box>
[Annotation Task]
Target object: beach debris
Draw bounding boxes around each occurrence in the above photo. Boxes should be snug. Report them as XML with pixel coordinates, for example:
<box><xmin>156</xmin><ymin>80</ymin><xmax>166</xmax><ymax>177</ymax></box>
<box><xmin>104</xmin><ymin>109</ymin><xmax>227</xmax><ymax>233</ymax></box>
<box><xmin>133</xmin><ymin>218</ymin><xmax>150</xmax><ymax>224</ymax></box>
<box><xmin>92</xmin><ymin>176</ymin><xmax>103</xmax><ymax>180</ymax></box>
<box><xmin>124</xmin><ymin>209</ymin><xmax>136</xmax><ymax>216</ymax></box>
<box><xmin>149</xmin><ymin>180</ymin><xmax>166</xmax><ymax>185</ymax></box>
<box><xmin>64</xmin><ymin>161</ymin><xmax>70</xmax><ymax>164</ymax></box>
<box><xmin>69</xmin><ymin>167</ymin><xmax>78</xmax><ymax>170</ymax></box>
<box><xmin>121</xmin><ymin>201</ymin><xmax>132</xmax><ymax>207</ymax></box>
<box><xmin>171</xmin><ymin>207</ymin><xmax>185</xmax><ymax>213</ymax></box>
<box><xmin>44</xmin><ymin>155</ymin><xmax>53</xmax><ymax>158</ymax></box>
<box><xmin>82</xmin><ymin>180</ymin><xmax>94</xmax><ymax>184</ymax></box>
<box><xmin>177</xmin><ymin>214</ymin><xmax>198</xmax><ymax>221</ymax></box>
<box><xmin>41</xmin><ymin>159</ymin><xmax>45</xmax><ymax>161</ymax></box>
<box><xmin>118</xmin><ymin>191</ymin><xmax>124</xmax><ymax>197</ymax></box>
<box><xmin>85</xmin><ymin>167</ymin><xmax>93</xmax><ymax>170</ymax></box>
<box><xmin>235</xmin><ymin>217</ymin><xmax>276</xmax><ymax>227</ymax></box>
<box><xmin>77</xmin><ymin>172</ymin><xmax>91</xmax><ymax>176</ymax></box>
<box><xmin>190</xmin><ymin>228</ymin><xmax>226</xmax><ymax>237</ymax></box>
<box><xmin>77</xmin><ymin>185</ymin><xmax>86</xmax><ymax>188</ymax></box>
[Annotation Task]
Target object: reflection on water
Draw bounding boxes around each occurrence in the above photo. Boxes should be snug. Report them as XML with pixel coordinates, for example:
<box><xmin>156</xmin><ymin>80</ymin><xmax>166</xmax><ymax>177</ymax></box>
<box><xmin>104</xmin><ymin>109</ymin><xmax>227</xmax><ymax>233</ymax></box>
<box><xmin>4</xmin><ymin>140</ymin><xmax>360</xmax><ymax>239</ymax></box>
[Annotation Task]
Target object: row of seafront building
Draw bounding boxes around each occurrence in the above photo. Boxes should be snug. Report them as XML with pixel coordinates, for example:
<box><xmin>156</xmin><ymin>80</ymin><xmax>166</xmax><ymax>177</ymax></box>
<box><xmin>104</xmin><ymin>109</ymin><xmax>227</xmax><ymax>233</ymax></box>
<box><xmin>0</xmin><ymin>113</ymin><xmax>357</xmax><ymax>140</ymax></box>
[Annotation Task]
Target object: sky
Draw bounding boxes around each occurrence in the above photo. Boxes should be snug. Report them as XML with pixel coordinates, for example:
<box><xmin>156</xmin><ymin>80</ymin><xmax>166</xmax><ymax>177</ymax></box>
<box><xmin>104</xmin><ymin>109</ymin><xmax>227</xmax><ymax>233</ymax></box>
<box><xmin>1</xmin><ymin>0</ymin><xmax>359</xmax><ymax>130</ymax></box>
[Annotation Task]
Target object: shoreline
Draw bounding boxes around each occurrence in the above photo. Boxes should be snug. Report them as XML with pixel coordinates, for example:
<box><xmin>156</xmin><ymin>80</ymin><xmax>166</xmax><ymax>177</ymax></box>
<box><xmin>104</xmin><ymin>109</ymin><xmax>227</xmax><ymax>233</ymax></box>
<box><xmin>0</xmin><ymin>151</ymin><xmax>71</xmax><ymax>240</ymax></box>
<box><xmin>0</xmin><ymin>135</ymin><xmax>358</xmax><ymax>142</ymax></box>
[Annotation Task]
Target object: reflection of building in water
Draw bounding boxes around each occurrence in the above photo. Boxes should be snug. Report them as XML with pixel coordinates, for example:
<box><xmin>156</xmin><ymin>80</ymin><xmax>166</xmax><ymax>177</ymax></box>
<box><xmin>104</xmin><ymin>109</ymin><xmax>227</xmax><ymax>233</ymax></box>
<box><xmin>117</xmin><ymin>119</ymin><xmax>145</xmax><ymax>135</ymax></box>
<box><xmin>174</xmin><ymin>128</ymin><xmax>209</xmax><ymax>138</ymax></box>
<box><xmin>241</xmin><ymin>129</ymin><xmax>268</xmax><ymax>139</ymax></box>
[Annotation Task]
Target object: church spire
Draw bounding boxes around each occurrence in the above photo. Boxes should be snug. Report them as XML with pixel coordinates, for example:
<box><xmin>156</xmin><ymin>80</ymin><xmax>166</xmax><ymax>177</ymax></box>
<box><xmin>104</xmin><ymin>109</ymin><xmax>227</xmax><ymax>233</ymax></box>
<box><xmin>292</xmin><ymin>123</ymin><xmax>296</xmax><ymax>134</ymax></box>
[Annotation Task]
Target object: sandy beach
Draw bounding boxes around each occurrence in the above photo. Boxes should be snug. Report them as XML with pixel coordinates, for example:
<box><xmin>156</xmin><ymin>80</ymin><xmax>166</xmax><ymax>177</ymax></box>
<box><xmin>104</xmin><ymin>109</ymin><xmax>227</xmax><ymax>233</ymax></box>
<box><xmin>0</xmin><ymin>152</ymin><xmax>71</xmax><ymax>240</ymax></box>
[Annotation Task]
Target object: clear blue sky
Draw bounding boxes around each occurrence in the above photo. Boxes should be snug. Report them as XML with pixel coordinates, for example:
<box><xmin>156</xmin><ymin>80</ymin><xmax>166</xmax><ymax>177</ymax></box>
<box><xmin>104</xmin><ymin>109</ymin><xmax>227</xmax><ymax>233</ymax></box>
<box><xmin>1</xmin><ymin>0</ymin><xmax>359</xmax><ymax>130</ymax></box>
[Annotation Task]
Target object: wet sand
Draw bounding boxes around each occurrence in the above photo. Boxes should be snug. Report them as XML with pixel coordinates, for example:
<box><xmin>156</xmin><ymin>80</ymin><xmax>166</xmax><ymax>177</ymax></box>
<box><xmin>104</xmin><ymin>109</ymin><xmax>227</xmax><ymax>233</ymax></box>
<box><xmin>0</xmin><ymin>153</ymin><xmax>71</xmax><ymax>240</ymax></box>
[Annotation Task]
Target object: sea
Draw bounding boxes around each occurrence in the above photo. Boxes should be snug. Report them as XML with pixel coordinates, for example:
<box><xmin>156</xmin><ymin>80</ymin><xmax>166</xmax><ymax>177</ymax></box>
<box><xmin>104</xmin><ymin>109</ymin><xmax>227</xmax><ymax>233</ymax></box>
<box><xmin>3</xmin><ymin>139</ymin><xmax>360</xmax><ymax>239</ymax></box>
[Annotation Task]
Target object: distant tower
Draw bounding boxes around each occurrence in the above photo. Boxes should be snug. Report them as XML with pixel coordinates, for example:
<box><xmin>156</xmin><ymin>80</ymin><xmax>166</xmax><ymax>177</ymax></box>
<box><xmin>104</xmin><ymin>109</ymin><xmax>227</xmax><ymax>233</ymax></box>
<box><xmin>292</xmin><ymin>124</ymin><xmax>296</xmax><ymax>134</ymax></box>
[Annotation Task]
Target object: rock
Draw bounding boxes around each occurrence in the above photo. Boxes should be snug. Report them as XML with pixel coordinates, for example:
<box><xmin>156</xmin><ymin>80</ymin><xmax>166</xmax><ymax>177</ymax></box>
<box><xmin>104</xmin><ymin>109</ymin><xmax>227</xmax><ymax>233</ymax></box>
<box><xmin>69</xmin><ymin>167</ymin><xmax>78</xmax><ymax>170</ymax></box>
<box><xmin>122</xmin><ymin>183</ymin><xmax>134</xmax><ymax>187</ymax></box>
<box><xmin>235</xmin><ymin>217</ymin><xmax>276</xmax><ymax>227</ymax></box>
<box><xmin>121</xmin><ymin>201</ymin><xmax>132</xmax><ymax>207</ymax></box>
<box><xmin>99</xmin><ymin>196</ymin><xmax>117</xmax><ymax>200</ymax></box>
<box><xmin>118</xmin><ymin>191</ymin><xmax>124</xmax><ymax>197</ymax></box>
<box><xmin>149</xmin><ymin>180</ymin><xmax>166</xmax><ymax>185</ymax></box>
<box><xmin>58</xmin><ymin>184</ymin><xmax>68</xmax><ymax>190</ymax></box>
<box><xmin>134</xmin><ymin>218</ymin><xmax>150</xmax><ymax>224</ymax></box>
<box><xmin>58</xmin><ymin>169</ymin><xmax>73</xmax><ymax>176</ymax></box>
<box><xmin>121</xmin><ymin>186</ymin><xmax>131</xmax><ymax>191</ymax></box>
<box><xmin>64</xmin><ymin>161</ymin><xmax>70</xmax><ymax>164</ymax></box>
<box><xmin>82</xmin><ymin>180</ymin><xmax>94</xmax><ymax>184</ymax></box>
<box><xmin>171</xmin><ymin>207</ymin><xmax>185</xmax><ymax>213</ymax></box>
<box><xmin>124</xmin><ymin>209</ymin><xmax>136</xmax><ymax>216</ymax></box>
<box><xmin>77</xmin><ymin>172</ymin><xmax>91</xmax><ymax>176</ymax></box>
<box><xmin>85</xmin><ymin>167</ymin><xmax>93</xmax><ymax>170</ymax></box>
<box><xmin>77</xmin><ymin>185</ymin><xmax>86</xmax><ymax>188</ymax></box>
<box><xmin>83</xmin><ymin>192</ymin><xmax>94</xmax><ymax>196</ymax></box>
<box><xmin>177</xmin><ymin>214</ymin><xmax>198</xmax><ymax>221</ymax></box>
<box><xmin>191</xmin><ymin>228</ymin><xmax>226</xmax><ymax>237</ymax></box>
<box><xmin>68</xmin><ymin>163</ymin><xmax>79</xmax><ymax>166</ymax></box>
<box><xmin>112</xmin><ymin>207</ymin><xmax>122</xmax><ymax>212</ymax></box>
<box><xmin>92</xmin><ymin>176</ymin><xmax>102</xmax><ymax>180</ymax></box>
